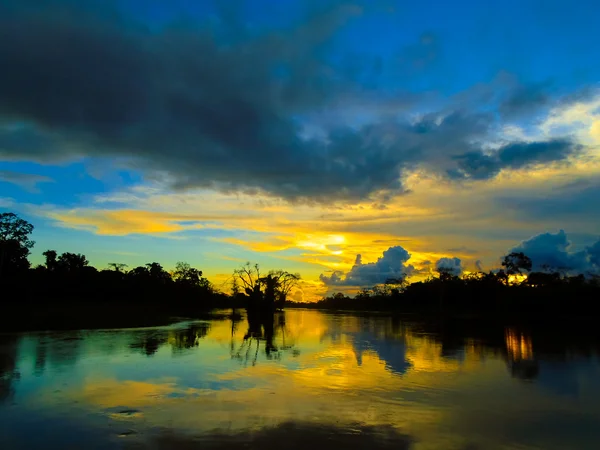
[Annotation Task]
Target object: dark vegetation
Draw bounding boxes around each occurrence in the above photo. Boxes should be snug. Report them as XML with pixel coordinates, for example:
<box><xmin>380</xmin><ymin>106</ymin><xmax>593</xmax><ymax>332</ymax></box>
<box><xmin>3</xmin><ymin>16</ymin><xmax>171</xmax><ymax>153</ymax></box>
<box><xmin>291</xmin><ymin>251</ymin><xmax>600</xmax><ymax>320</ymax></box>
<box><xmin>293</xmin><ymin>260</ymin><xmax>600</xmax><ymax>320</ymax></box>
<box><xmin>1</xmin><ymin>211</ymin><xmax>600</xmax><ymax>331</ymax></box>
<box><xmin>0</xmin><ymin>212</ymin><xmax>299</xmax><ymax>331</ymax></box>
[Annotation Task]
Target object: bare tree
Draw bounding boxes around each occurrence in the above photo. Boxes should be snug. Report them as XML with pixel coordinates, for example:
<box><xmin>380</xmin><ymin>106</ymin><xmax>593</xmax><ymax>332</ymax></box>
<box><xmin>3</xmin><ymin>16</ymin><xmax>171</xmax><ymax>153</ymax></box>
<box><xmin>108</xmin><ymin>263</ymin><xmax>128</xmax><ymax>273</ymax></box>
<box><xmin>267</xmin><ymin>270</ymin><xmax>301</xmax><ymax>302</ymax></box>
<box><xmin>232</xmin><ymin>263</ymin><xmax>300</xmax><ymax>310</ymax></box>
<box><xmin>233</xmin><ymin>262</ymin><xmax>262</xmax><ymax>294</ymax></box>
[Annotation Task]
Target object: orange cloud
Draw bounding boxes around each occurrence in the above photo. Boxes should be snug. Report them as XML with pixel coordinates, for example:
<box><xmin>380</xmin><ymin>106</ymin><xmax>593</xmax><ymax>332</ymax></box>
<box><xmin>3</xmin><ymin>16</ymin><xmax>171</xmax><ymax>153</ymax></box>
<box><xmin>47</xmin><ymin>209</ymin><xmax>197</xmax><ymax>235</ymax></box>
<box><xmin>27</xmin><ymin>152</ymin><xmax>600</xmax><ymax>296</ymax></box>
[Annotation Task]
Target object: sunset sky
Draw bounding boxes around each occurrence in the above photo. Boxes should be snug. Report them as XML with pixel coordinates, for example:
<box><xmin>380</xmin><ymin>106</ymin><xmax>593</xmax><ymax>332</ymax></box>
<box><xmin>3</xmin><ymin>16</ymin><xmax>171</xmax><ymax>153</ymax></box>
<box><xmin>1</xmin><ymin>0</ymin><xmax>599</xmax><ymax>299</ymax></box>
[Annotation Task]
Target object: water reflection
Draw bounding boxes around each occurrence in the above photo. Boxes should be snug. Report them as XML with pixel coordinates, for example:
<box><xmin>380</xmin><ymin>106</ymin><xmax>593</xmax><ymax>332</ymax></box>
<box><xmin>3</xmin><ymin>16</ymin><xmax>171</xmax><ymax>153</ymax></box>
<box><xmin>0</xmin><ymin>335</ymin><xmax>19</xmax><ymax>403</ymax></box>
<box><xmin>170</xmin><ymin>323</ymin><xmax>211</xmax><ymax>352</ymax></box>
<box><xmin>1</xmin><ymin>310</ymin><xmax>600</xmax><ymax>449</ymax></box>
<box><xmin>129</xmin><ymin>330</ymin><xmax>165</xmax><ymax>357</ymax></box>
<box><xmin>129</xmin><ymin>323</ymin><xmax>212</xmax><ymax>356</ymax></box>
<box><xmin>232</xmin><ymin>312</ymin><xmax>297</xmax><ymax>366</ymax></box>
<box><xmin>128</xmin><ymin>421</ymin><xmax>413</xmax><ymax>450</ymax></box>
<box><xmin>29</xmin><ymin>333</ymin><xmax>82</xmax><ymax>376</ymax></box>
<box><xmin>505</xmin><ymin>328</ymin><xmax>534</xmax><ymax>361</ymax></box>
<box><xmin>505</xmin><ymin>328</ymin><xmax>538</xmax><ymax>380</ymax></box>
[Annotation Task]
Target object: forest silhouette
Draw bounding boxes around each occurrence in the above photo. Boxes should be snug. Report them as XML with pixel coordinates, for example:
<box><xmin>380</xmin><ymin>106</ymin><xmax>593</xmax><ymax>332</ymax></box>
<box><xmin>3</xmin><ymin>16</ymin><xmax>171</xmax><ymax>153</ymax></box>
<box><xmin>1</xmin><ymin>211</ymin><xmax>600</xmax><ymax>331</ymax></box>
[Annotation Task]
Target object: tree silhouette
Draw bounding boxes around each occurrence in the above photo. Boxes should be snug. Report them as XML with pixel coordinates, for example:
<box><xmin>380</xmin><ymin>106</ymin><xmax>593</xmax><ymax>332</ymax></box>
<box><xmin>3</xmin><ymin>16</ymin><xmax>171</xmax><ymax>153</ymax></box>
<box><xmin>108</xmin><ymin>263</ymin><xmax>128</xmax><ymax>273</ymax></box>
<box><xmin>261</xmin><ymin>270</ymin><xmax>301</xmax><ymax>309</ymax></box>
<box><xmin>0</xmin><ymin>212</ymin><xmax>34</xmax><ymax>278</ymax></box>
<box><xmin>501</xmin><ymin>252</ymin><xmax>532</xmax><ymax>285</ymax></box>
<box><xmin>146</xmin><ymin>262</ymin><xmax>171</xmax><ymax>283</ymax></box>
<box><xmin>127</xmin><ymin>262</ymin><xmax>174</xmax><ymax>290</ymax></box>
<box><xmin>385</xmin><ymin>277</ymin><xmax>408</xmax><ymax>291</ymax></box>
<box><xmin>57</xmin><ymin>252</ymin><xmax>89</xmax><ymax>272</ymax></box>
<box><xmin>233</xmin><ymin>262</ymin><xmax>262</xmax><ymax>293</ymax></box>
<box><xmin>233</xmin><ymin>263</ymin><xmax>300</xmax><ymax>311</ymax></box>
<box><xmin>259</xmin><ymin>273</ymin><xmax>279</xmax><ymax>310</ymax></box>
<box><xmin>2</xmin><ymin>209</ymin><xmax>600</xmax><ymax>329</ymax></box>
<box><xmin>435</xmin><ymin>266</ymin><xmax>456</xmax><ymax>282</ymax></box>
<box><xmin>43</xmin><ymin>250</ymin><xmax>58</xmax><ymax>271</ymax></box>
<box><xmin>173</xmin><ymin>261</ymin><xmax>210</xmax><ymax>289</ymax></box>
<box><xmin>0</xmin><ymin>213</ymin><xmax>34</xmax><ymax>249</ymax></box>
<box><xmin>0</xmin><ymin>239</ymin><xmax>31</xmax><ymax>277</ymax></box>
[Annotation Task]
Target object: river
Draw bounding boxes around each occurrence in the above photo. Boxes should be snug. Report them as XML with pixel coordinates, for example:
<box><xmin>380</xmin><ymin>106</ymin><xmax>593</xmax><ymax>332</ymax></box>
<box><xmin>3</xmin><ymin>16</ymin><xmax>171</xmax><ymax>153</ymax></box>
<box><xmin>1</xmin><ymin>309</ymin><xmax>600</xmax><ymax>449</ymax></box>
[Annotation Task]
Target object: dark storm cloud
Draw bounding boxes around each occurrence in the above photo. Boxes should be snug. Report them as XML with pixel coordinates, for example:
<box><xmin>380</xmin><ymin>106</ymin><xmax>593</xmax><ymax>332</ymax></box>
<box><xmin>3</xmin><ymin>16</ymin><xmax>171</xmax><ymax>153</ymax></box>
<box><xmin>496</xmin><ymin>180</ymin><xmax>600</xmax><ymax>221</ymax></box>
<box><xmin>0</xmin><ymin>125</ymin><xmax>70</xmax><ymax>162</ymax></box>
<box><xmin>510</xmin><ymin>230</ymin><xmax>600</xmax><ymax>274</ymax></box>
<box><xmin>587</xmin><ymin>241</ymin><xmax>600</xmax><ymax>269</ymax></box>
<box><xmin>499</xmin><ymin>82</ymin><xmax>551</xmax><ymax>119</ymax></box>
<box><xmin>449</xmin><ymin>139</ymin><xmax>580</xmax><ymax>180</ymax></box>
<box><xmin>0</xmin><ymin>0</ymin><xmax>584</xmax><ymax>203</ymax></box>
<box><xmin>0</xmin><ymin>170</ymin><xmax>53</xmax><ymax>192</ymax></box>
<box><xmin>498</xmin><ymin>139</ymin><xmax>581</xmax><ymax>168</ymax></box>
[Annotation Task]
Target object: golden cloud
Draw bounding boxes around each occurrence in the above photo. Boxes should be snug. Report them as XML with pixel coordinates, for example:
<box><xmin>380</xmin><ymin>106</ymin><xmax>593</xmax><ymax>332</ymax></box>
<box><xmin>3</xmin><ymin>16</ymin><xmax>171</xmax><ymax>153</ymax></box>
<box><xmin>25</xmin><ymin>146</ymin><xmax>600</xmax><ymax>298</ymax></box>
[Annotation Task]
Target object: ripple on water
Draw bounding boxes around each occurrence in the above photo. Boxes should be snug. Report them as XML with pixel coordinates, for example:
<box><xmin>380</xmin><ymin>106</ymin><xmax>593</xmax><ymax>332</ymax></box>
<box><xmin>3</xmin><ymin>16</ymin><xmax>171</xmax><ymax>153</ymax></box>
<box><xmin>108</xmin><ymin>408</ymin><xmax>144</xmax><ymax>420</ymax></box>
<box><xmin>117</xmin><ymin>429</ymin><xmax>138</xmax><ymax>438</ymax></box>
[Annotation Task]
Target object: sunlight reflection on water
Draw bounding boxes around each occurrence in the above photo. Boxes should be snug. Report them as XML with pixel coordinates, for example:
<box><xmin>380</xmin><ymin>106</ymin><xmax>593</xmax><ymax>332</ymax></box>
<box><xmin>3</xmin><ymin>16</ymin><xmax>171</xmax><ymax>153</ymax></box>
<box><xmin>1</xmin><ymin>310</ymin><xmax>600</xmax><ymax>449</ymax></box>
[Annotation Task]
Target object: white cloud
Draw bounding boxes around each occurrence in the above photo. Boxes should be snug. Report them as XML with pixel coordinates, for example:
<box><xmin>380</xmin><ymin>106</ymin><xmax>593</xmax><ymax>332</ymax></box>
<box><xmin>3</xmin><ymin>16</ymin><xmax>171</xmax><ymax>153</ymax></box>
<box><xmin>540</xmin><ymin>92</ymin><xmax>600</xmax><ymax>145</ymax></box>
<box><xmin>320</xmin><ymin>245</ymin><xmax>415</xmax><ymax>286</ymax></box>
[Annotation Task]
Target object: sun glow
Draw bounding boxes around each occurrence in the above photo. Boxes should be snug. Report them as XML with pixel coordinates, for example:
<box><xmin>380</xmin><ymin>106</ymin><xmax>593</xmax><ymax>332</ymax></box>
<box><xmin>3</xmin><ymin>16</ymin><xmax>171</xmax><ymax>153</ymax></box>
<box><xmin>296</xmin><ymin>234</ymin><xmax>347</xmax><ymax>253</ymax></box>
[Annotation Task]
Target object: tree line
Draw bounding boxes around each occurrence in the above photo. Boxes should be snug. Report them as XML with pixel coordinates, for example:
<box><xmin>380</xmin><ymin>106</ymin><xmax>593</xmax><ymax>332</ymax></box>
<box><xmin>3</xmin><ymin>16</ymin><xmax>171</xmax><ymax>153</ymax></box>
<box><xmin>2</xmin><ymin>211</ymin><xmax>600</xmax><ymax>323</ymax></box>
<box><xmin>0</xmin><ymin>212</ymin><xmax>300</xmax><ymax>320</ymax></box>
<box><xmin>303</xmin><ymin>251</ymin><xmax>600</xmax><ymax>318</ymax></box>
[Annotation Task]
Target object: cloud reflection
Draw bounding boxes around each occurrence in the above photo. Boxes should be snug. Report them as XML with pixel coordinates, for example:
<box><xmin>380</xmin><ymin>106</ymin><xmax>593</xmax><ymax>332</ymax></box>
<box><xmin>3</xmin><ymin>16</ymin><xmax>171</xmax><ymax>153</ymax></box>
<box><xmin>3</xmin><ymin>311</ymin><xmax>600</xmax><ymax>450</ymax></box>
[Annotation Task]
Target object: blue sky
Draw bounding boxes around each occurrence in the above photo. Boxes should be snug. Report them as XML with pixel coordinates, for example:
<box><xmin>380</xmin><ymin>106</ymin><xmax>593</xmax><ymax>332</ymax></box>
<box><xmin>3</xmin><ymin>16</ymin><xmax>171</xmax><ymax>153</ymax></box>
<box><xmin>1</xmin><ymin>0</ymin><xmax>599</xmax><ymax>297</ymax></box>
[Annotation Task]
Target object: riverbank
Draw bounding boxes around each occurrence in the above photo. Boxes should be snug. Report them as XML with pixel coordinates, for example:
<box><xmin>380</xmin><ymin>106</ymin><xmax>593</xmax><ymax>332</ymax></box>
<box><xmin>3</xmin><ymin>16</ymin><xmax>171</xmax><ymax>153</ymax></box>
<box><xmin>3</xmin><ymin>296</ymin><xmax>599</xmax><ymax>333</ymax></box>
<box><xmin>0</xmin><ymin>302</ymin><xmax>237</xmax><ymax>332</ymax></box>
<box><xmin>286</xmin><ymin>301</ymin><xmax>599</xmax><ymax>324</ymax></box>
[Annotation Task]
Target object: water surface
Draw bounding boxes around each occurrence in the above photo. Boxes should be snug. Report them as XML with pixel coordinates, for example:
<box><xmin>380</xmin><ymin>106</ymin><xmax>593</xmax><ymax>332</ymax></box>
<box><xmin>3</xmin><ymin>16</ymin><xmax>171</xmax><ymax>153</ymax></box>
<box><xmin>1</xmin><ymin>310</ymin><xmax>600</xmax><ymax>449</ymax></box>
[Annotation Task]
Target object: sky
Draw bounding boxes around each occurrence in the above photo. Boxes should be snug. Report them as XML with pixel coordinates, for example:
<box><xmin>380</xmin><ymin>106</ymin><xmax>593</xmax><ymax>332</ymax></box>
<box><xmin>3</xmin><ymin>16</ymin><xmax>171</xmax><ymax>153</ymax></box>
<box><xmin>1</xmin><ymin>0</ymin><xmax>599</xmax><ymax>299</ymax></box>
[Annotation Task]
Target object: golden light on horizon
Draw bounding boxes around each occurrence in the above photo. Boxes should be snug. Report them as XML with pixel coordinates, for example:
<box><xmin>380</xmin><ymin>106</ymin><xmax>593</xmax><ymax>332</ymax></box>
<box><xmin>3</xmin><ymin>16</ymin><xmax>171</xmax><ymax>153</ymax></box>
<box><xmin>5</xmin><ymin>1</ymin><xmax>600</xmax><ymax>447</ymax></box>
<box><xmin>296</xmin><ymin>234</ymin><xmax>347</xmax><ymax>252</ymax></box>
